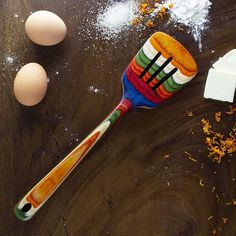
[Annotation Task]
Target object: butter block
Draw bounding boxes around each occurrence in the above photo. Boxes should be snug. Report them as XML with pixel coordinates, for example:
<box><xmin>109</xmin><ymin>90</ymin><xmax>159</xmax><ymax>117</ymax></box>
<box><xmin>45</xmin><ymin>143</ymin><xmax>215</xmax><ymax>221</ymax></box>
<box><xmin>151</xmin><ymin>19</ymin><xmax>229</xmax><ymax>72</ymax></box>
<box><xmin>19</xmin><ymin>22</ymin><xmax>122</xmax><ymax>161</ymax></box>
<box><xmin>204</xmin><ymin>68</ymin><xmax>236</xmax><ymax>103</ymax></box>
<box><xmin>213</xmin><ymin>49</ymin><xmax>236</xmax><ymax>74</ymax></box>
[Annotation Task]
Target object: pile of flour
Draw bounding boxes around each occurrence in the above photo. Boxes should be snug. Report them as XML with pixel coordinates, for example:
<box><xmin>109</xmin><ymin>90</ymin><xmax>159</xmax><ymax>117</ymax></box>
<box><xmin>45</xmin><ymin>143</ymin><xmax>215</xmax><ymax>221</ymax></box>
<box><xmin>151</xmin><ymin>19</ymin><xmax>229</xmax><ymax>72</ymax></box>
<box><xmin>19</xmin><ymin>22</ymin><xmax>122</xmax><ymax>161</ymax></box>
<box><xmin>169</xmin><ymin>0</ymin><xmax>212</xmax><ymax>50</ymax></box>
<box><xmin>96</xmin><ymin>0</ymin><xmax>138</xmax><ymax>40</ymax></box>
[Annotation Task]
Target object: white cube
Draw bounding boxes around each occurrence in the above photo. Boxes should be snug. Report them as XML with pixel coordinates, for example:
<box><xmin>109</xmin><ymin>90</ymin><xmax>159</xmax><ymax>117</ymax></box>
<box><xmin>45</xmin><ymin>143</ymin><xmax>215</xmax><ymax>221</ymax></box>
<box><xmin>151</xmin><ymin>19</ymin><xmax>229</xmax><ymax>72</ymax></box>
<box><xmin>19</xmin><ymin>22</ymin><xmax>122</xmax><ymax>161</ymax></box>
<box><xmin>204</xmin><ymin>68</ymin><xmax>236</xmax><ymax>103</ymax></box>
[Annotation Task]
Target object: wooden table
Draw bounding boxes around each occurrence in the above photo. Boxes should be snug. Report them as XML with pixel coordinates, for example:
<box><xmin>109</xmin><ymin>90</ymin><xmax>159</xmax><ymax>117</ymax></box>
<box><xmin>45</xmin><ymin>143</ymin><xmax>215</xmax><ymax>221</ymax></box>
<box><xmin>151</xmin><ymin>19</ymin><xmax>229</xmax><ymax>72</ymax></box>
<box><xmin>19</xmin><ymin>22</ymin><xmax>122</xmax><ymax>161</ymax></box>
<box><xmin>1</xmin><ymin>0</ymin><xmax>236</xmax><ymax>235</ymax></box>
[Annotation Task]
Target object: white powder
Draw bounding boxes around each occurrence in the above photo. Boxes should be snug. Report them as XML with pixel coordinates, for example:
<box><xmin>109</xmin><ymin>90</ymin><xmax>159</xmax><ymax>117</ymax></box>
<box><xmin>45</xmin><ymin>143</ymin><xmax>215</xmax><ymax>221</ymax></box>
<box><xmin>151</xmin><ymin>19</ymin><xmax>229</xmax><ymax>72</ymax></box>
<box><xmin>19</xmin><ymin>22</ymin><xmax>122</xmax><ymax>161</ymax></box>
<box><xmin>94</xmin><ymin>0</ymin><xmax>211</xmax><ymax>49</ymax></box>
<box><xmin>96</xmin><ymin>0</ymin><xmax>138</xmax><ymax>39</ymax></box>
<box><xmin>169</xmin><ymin>0</ymin><xmax>212</xmax><ymax>51</ymax></box>
<box><xmin>88</xmin><ymin>85</ymin><xmax>105</xmax><ymax>95</ymax></box>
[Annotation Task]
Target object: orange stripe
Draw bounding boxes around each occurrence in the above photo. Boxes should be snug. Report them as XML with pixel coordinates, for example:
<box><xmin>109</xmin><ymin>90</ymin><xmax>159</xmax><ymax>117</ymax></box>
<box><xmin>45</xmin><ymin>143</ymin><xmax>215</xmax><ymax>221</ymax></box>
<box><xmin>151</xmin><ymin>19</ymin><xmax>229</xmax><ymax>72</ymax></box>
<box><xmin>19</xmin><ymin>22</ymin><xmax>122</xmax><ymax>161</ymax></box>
<box><xmin>131</xmin><ymin>58</ymin><xmax>153</xmax><ymax>82</ymax></box>
<box><xmin>27</xmin><ymin>131</ymin><xmax>100</xmax><ymax>207</ymax></box>
<box><xmin>131</xmin><ymin>58</ymin><xmax>143</xmax><ymax>74</ymax></box>
<box><xmin>149</xmin><ymin>33</ymin><xmax>197</xmax><ymax>77</ymax></box>
<box><xmin>156</xmin><ymin>85</ymin><xmax>173</xmax><ymax>98</ymax></box>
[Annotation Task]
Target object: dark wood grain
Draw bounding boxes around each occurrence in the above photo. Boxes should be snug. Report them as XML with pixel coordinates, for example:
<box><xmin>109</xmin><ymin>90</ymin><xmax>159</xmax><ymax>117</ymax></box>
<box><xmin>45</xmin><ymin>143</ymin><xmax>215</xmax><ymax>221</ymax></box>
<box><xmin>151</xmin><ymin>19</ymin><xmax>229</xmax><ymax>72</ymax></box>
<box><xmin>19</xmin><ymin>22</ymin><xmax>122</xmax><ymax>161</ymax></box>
<box><xmin>1</xmin><ymin>0</ymin><xmax>236</xmax><ymax>235</ymax></box>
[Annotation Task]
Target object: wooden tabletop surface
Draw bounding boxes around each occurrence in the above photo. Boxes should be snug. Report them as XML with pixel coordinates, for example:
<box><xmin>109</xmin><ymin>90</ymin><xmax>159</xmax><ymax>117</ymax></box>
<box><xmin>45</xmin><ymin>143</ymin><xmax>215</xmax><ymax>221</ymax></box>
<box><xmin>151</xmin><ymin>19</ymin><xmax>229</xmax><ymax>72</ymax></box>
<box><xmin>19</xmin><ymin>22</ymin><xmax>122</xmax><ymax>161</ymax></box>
<box><xmin>1</xmin><ymin>0</ymin><xmax>236</xmax><ymax>235</ymax></box>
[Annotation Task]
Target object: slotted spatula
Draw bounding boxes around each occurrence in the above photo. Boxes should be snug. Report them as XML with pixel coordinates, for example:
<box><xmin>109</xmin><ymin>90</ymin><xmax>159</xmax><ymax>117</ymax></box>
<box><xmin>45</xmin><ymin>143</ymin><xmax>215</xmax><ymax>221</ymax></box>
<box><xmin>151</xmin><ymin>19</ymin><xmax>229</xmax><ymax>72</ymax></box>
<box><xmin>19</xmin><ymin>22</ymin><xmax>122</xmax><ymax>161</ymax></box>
<box><xmin>15</xmin><ymin>32</ymin><xmax>198</xmax><ymax>221</ymax></box>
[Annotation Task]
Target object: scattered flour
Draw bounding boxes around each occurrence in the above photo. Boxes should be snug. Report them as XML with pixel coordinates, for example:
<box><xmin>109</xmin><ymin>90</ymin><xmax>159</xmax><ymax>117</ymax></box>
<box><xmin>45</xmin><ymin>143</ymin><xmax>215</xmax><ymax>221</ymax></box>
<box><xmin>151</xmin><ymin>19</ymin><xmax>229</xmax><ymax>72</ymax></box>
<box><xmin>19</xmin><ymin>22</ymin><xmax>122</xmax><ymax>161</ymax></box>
<box><xmin>5</xmin><ymin>56</ymin><xmax>14</xmax><ymax>65</ymax></box>
<box><xmin>169</xmin><ymin>0</ymin><xmax>212</xmax><ymax>50</ymax></box>
<box><xmin>95</xmin><ymin>0</ymin><xmax>212</xmax><ymax>50</ymax></box>
<box><xmin>88</xmin><ymin>85</ymin><xmax>105</xmax><ymax>95</ymax></box>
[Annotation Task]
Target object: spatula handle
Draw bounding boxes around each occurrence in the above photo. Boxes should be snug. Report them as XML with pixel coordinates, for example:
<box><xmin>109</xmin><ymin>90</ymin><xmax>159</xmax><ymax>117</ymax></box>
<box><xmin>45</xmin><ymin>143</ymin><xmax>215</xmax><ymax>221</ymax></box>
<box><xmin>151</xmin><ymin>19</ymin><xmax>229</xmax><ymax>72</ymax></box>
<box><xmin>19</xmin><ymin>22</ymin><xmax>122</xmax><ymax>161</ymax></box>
<box><xmin>14</xmin><ymin>98</ymin><xmax>132</xmax><ymax>221</ymax></box>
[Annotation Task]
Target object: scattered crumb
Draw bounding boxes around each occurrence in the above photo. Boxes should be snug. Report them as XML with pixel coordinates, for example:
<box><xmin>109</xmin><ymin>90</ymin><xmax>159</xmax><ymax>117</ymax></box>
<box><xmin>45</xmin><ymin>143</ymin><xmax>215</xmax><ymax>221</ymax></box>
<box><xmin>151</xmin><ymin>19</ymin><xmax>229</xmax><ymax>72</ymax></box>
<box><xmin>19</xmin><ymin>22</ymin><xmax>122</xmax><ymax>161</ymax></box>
<box><xmin>184</xmin><ymin>151</ymin><xmax>198</xmax><ymax>163</ymax></box>
<box><xmin>167</xmin><ymin>181</ymin><xmax>170</xmax><ymax>186</ymax></box>
<box><xmin>200</xmin><ymin>162</ymin><xmax>204</xmax><ymax>169</ymax></box>
<box><xmin>232</xmin><ymin>199</ymin><xmax>236</xmax><ymax>205</ymax></box>
<box><xmin>212</xmin><ymin>186</ymin><xmax>216</xmax><ymax>192</ymax></box>
<box><xmin>200</xmin><ymin>178</ymin><xmax>204</xmax><ymax>187</ymax></box>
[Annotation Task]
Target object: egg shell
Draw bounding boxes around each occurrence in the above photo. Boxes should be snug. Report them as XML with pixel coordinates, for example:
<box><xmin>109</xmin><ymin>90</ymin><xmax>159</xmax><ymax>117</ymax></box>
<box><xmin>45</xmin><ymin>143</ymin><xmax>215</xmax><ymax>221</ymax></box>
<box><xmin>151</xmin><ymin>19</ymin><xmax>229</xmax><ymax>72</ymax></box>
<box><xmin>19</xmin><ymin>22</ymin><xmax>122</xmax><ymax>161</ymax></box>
<box><xmin>14</xmin><ymin>63</ymin><xmax>48</xmax><ymax>106</ymax></box>
<box><xmin>25</xmin><ymin>10</ymin><xmax>67</xmax><ymax>46</ymax></box>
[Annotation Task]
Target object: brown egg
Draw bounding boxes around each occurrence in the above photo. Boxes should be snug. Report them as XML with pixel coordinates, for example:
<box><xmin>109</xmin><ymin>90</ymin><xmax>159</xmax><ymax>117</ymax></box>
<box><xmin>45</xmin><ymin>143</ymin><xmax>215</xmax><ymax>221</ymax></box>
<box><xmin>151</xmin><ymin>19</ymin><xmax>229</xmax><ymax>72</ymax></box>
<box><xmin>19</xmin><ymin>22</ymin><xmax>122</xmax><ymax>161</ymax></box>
<box><xmin>14</xmin><ymin>63</ymin><xmax>48</xmax><ymax>106</ymax></box>
<box><xmin>25</xmin><ymin>10</ymin><xmax>67</xmax><ymax>46</ymax></box>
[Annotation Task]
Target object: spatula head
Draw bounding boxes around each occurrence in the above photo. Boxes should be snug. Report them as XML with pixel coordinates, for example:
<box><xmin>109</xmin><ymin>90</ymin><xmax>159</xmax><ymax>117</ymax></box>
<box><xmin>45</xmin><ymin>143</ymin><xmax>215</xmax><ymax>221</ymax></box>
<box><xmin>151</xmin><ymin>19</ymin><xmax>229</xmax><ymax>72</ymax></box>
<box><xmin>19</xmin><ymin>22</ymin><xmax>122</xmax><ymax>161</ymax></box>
<box><xmin>122</xmin><ymin>32</ymin><xmax>198</xmax><ymax>109</ymax></box>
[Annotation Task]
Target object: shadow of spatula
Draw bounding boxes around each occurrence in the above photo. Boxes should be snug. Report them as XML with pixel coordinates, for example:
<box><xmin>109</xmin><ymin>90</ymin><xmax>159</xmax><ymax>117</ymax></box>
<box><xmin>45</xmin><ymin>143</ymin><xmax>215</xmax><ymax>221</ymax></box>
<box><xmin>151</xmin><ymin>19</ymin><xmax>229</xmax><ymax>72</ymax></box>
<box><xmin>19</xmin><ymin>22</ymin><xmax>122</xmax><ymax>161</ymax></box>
<box><xmin>15</xmin><ymin>32</ymin><xmax>198</xmax><ymax>221</ymax></box>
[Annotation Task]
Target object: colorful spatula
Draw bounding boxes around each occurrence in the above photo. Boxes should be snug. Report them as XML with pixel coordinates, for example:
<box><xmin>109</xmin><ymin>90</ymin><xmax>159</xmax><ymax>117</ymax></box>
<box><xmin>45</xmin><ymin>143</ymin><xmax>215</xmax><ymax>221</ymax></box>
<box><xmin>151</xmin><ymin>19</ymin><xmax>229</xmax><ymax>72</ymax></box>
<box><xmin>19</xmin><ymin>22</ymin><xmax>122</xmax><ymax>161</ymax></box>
<box><xmin>15</xmin><ymin>32</ymin><xmax>198</xmax><ymax>221</ymax></box>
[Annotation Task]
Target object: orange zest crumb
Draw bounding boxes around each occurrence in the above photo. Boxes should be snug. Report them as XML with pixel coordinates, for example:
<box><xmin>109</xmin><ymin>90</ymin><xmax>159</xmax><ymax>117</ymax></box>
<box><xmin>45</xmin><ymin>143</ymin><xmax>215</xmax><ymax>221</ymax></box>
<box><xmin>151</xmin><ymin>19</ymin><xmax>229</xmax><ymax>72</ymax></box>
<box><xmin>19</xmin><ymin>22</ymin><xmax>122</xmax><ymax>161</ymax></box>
<box><xmin>134</xmin><ymin>1</ymin><xmax>172</xmax><ymax>28</ymax></box>
<box><xmin>232</xmin><ymin>199</ymin><xmax>236</xmax><ymax>205</ymax></box>
<box><xmin>140</xmin><ymin>3</ymin><xmax>149</xmax><ymax>14</ymax></box>
<box><xmin>208</xmin><ymin>216</ymin><xmax>213</xmax><ymax>221</ymax></box>
<box><xmin>163</xmin><ymin>154</ymin><xmax>170</xmax><ymax>159</ymax></box>
<box><xmin>168</xmin><ymin>3</ymin><xmax>174</xmax><ymax>8</ymax></box>
<box><xmin>178</xmin><ymin>25</ymin><xmax>185</xmax><ymax>31</ymax></box>
<box><xmin>215</xmin><ymin>193</ymin><xmax>220</xmax><ymax>202</ymax></box>
<box><xmin>146</xmin><ymin>20</ymin><xmax>154</xmax><ymax>27</ymax></box>
<box><xmin>140</xmin><ymin>3</ymin><xmax>155</xmax><ymax>14</ymax></box>
<box><xmin>187</xmin><ymin>111</ymin><xmax>194</xmax><ymax>117</ymax></box>
<box><xmin>222</xmin><ymin>217</ymin><xmax>228</xmax><ymax>224</ymax></box>
<box><xmin>212</xmin><ymin>228</ymin><xmax>217</xmax><ymax>235</ymax></box>
<box><xmin>130</xmin><ymin>17</ymin><xmax>143</xmax><ymax>25</ymax></box>
<box><xmin>157</xmin><ymin>6</ymin><xmax>167</xmax><ymax>20</ymax></box>
<box><xmin>225</xmin><ymin>202</ymin><xmax>232</xmax><ymax>206</ymax></box>
<box><xmin>215</xmin><ymin>111</ymin><xmax>221</xmax><ymax>122</ymax></box>
<box><xmin>201</xmin><ymin>118</ymin><xmax>212</xmax><ymax>135</ymax></box>
<box><xmin>201</xmin><ymin>118</ymin><xmax>236</xmax><ymax>163</ymax></box>
<box><xmin>200</xmin><ymin>178</ymin><xmax>204</xmax><ymax>187</ymax></box>
<box><xmin>226</xmin><ymin>105</ymin><xmax>236</xmax><ymax>115</ymax></box>
<box><xmin>184</xmin><ymin>151</ymin><xmax>198</xmax><ymax>162</ymax></box>
<box><xmin>188</xmin><ymin>128</ymin><xmax>195</xmax><ymax>135</ymax></box>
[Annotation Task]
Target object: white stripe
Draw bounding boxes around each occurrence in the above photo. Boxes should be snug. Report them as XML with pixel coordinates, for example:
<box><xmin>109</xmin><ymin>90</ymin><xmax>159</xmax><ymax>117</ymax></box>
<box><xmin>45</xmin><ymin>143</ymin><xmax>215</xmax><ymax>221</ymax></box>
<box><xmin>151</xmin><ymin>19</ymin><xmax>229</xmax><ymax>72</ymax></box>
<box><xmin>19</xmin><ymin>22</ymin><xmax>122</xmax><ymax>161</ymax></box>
<box><xmin>173</xmin><ymin>71</ymin><xmax>194</xmax><ymax>85</ymax></box>
<box><xmin>142</xmin><ymin>38</ymin><xmax>194</xmax><ymax>82</ymax></box>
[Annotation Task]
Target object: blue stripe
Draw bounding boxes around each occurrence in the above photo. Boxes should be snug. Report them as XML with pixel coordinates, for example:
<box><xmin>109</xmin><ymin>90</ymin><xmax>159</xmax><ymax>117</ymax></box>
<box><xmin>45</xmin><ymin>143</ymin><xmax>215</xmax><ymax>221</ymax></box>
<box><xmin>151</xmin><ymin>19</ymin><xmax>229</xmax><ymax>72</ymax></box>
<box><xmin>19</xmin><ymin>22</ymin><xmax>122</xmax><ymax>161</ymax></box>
<box><xmin>121</xmin><ymin>72</ymin><xmax>158</xmax><ymax>109</ymax></box>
